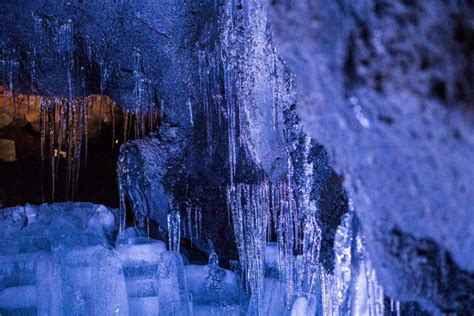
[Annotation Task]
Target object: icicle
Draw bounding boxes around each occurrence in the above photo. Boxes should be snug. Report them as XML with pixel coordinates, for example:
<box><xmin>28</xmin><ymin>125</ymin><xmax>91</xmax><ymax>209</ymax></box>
<box><xmin>123</xmin><ymin>110</ymin><xmax>129</xmax><ymax>142</ymax></box>
<box><xmin>332</xmin><ymin>210</ymin><xmax>353</xmax><ymax>315</ymax></box>
<box><xmin>37</xmin><ymin>96</ymin><xmax>89</xmax><ymax>201</ymax></box>
<box><xmin>30</xmin><ymin>47</ymin><xmax>38</xmax><ymax>94</ymax></box>
<box><xmin>99</xmin><ymin>61</ymin><xmax>109</xmax><ymax>95</ymax></box>
<box><xmin>133</xmin><ymin>48</ymin><xmax>145</xmax><ymax>110</ymax></box>
<box><xmin>187</xmin><ymin>97</ymin><xmax>193</xmax><ymax>126</ymax></box>
<box><xmin>48</xmin><ymin>100</ymin><xmax>56</xmax><ymax>200</ymax></box>
<box><xmin>186</xmin><ymin>206</ymin><xmax>193</xmax><ymax>245</ymax></box>
<box><xmin>111</xmin><ymin>101</ymin><xmax>116</xmax><ymax>147</ymax></box>
<box><xmin>8</xmin><ymin>50</ymin><xmax>17</xmax><ymax>94</ymax></box>
<box><xmin>58</xmin><ymin>19</ymin><xmax>74</xmax><ymax>100</ymax></box>
<box><xmin>117</xmin><ymin>155</ymin><xmax>127</xmax><ymax>234</ymax></box>
<box><xmin>221</xmin><ymin>45</ymin><xmax>237</xmax><ymax>185</ymax></box>
<box><xmin>208</xmin><ymin>239</ymin><xmax>219</xmax><ymax>267</ymax></box>
<box><xmin>227</xmin><ymin>182</ymin><xmax>271</xmax><ymax>315</ymax></box>
<box><xmin>55</xmin><ymin>100</ymin><xmax>65</xmax><ymax>186</ymax></box>
<box><xmin>167</xmin><ymin>210</ymin><xmax>181</xmax><ymax>252</ymax></box>
<box><xmin>349</xmin><ymin>233</ymin><xmax>385</xmax><ymax>316</ymax></box>
<box><xmin>98</xmin><ymin>95</ymin><xmax>103</xmax><ymax>130</ymax></box>
<box><xmin>390</xmin><ymin>298</ymin><xmax>401</xmax><ymax>315</ymax></box>
<box><xmin>301</xmin><ymin>216</ymin><xmax>321</xmax><ymax>297</ymax></box>
<box><xmin>84</xmin><ymin>97</ymin><xmax>89</xmax><ymax>164</ymax></box>
<box><xmin>198</xmin><ymin>206</ymin><xmax>202</xmax><ymax>241</ymax></box>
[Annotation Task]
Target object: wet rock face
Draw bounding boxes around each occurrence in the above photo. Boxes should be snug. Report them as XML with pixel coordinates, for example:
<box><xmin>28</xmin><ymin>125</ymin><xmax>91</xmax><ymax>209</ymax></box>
<box><xmin>269</xmin><ymin>0</ymin><xmax>474</xmax><ymax>313</ymax></box>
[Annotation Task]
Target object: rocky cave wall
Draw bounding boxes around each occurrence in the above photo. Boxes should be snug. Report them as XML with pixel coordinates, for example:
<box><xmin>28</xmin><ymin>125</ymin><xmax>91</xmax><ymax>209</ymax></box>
<box><xmin>269</xmin><ymin>0</ymin><xmax>474</xmax><ymax>313</ymax></box>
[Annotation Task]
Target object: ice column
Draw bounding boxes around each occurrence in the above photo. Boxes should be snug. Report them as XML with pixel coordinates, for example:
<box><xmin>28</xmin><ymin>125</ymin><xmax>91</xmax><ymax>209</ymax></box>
<box><xmin>157</xmin><ymin>252</ymin><xmax>192</xmax><ymax>316</ymax></box>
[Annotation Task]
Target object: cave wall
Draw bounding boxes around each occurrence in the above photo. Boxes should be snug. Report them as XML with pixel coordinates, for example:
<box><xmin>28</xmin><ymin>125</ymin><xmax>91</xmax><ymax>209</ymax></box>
<box><xmin>268</xmin><ymin>0</ymin><xmax>474</xmax><ymax>313</ymax></box>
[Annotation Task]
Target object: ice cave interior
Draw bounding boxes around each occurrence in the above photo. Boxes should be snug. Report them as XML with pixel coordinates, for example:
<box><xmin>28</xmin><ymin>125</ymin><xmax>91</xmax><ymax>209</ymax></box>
<box><xmin>0</xmin><ymin>1</ymin><xmax>472</xmax><ymax>315</ymax></box>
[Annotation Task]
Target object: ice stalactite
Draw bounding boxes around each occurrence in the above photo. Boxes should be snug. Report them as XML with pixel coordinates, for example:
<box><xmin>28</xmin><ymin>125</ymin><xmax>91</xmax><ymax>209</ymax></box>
<box><xmin>197</xmin><ymin>48</ymin><xmax>215</xmax><ymax>159</ymax></box>
<box><xmin>332</xmin><ymin>210</ymin><xmax>353</xmax><ymax>314</ymax></box>
<box><xmin>226</xmin><ymin>182</ymin><xmax>270</xmax><ymax>315</ymax></box>
<box><xmin>0</xmin><ymin>49</ymin><xmax>20</xmax><ymax>112</ymax></box>
<box><xmin>196</xmin><ymin>0</ymin><xmax>240</xmax><ymax>171</ymax></box>
<box><xmin>57</xmin><ymin>19</ymin><xmax>75</xmax><ymax>100</ymax></box>
<box><xmin>99</xmin><ymin>61</ymin><xmax>109</xmax><ymax>96</ymax></box>
<box><xmin>221</xmin><ymin>1</ymin><xmax>240</xmax><ymax>186</ymax></box>
<box><xmin>390</xmin><ymin>299</ymin><xmax>401</xmax><ymax>316</ymax></box>
<box><xmin>187</xmin><ymin>98</ymin><xmax>194</xmax><ymax>126</ymax></box>
<box><xmin>184</xmin><ymin>206</ymin><xmax>202</xmax><ymax>245</ymax></box>
<box><xmin>39</xmin><ymin>97</ymin><xmax>88</xmax><ymax>200</ymax></box>
<box><xmin>324</xmin><ymin>204</ymin><xmax>386</xmax><ymax>316</ymax></box>
<box><xmin>168</xmin><ymin>210</ymin><xmax>181</xmax><ymax>252</ymax></box>
<box><xmin>225</xmin><ymin>151</ymin><xmax>390</xmax><ymax>316</ymax></box>
<box><xmin>121</xmin><ymin>48</ymin><xmax>160</xmax><ymax>142</ymax></box>
<box><xmin>122</xmin><ymin>108</ymin><xmax>159</xmax><ymax>142</ymax></box>
<box><xmin>226</xmin><ymin>180</ymin><xmax>307</xmax><ymax>315</ymax></box>
<box><xmin>36</xmin><ymin>94</ymin><xmax>135</xmax><ymax>203</ymax></box>
<box><xmin>123</xmin><ymin>50</ymin><xmax>161</xmax><ymax>140</ymax></box>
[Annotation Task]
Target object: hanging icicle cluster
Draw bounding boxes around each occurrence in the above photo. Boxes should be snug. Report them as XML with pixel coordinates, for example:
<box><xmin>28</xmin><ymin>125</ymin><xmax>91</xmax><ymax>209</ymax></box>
<box><xmin>226</xmin><ymin>179</ymin><xmax>306</xmax><ymax>313</ymax></box>
<box><xmin>39</xmin><ymin>97</ymin><xmax>88</xmax><ymax>200</ymax></box>
<box><xmin>226</xmin><ymin>180</ymin><xmax>391</xmax><ymax>315</ymax></box>
<box><xmin>121</xmin><ymin>48</ymin><xmax>160</xmax><ymax>141</ymax></box>
<box><xmin>122</xmin><ymin>108</ymin><xmax>160</xmax><ymax>142</ymax></box>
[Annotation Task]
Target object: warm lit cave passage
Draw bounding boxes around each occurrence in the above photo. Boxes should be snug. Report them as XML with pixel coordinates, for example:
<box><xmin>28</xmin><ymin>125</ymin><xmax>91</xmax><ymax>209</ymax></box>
<box><xmin>0</xmin><ymin>90</ymin><xmax>158</xmax><ymax>207</ymax></box>
<box><xmin>0</xmin><ymin>1</ymin><xmax>473</xmax><ymax>316</ymax></box>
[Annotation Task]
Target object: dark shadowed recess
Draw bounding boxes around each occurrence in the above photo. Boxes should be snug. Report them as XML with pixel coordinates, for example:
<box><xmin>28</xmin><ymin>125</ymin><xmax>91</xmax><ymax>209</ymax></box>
<box><xmin>0</xmin><ymin>116</ymin><xmax>123</xmax><ymax>208</ymax></box>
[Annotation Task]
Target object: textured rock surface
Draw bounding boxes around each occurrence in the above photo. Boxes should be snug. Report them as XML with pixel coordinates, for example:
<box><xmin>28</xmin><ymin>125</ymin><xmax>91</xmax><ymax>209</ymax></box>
<box><xmin>268</xmin><ymin>0</ymin><xmax>474</xmax><ymax>313</ymax></box>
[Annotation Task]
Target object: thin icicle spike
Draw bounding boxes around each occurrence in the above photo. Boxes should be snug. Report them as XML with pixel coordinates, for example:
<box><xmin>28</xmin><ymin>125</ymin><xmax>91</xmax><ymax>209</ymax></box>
<box><xmin>167</xmin><ymin>210</ymin><xmax>181</xmax><ymax>252</ymax></box>
<box><xmin>208</xmin><ymin>239</ymin><xmax>219</xmax><ymax>268</ymax></box>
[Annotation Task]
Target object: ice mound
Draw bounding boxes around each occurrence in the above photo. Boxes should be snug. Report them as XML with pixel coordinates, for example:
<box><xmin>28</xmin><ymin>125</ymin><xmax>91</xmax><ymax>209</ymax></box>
<box><xmin>0</xmin><ymin>203</ymin><xmax>126</xmax><ymax>315</ymax></box>
<box><xmin>0</xmin><ymin>202</ymin><xmax>116</xmax><ymax>255</ymax></box>
<box><xmin>186</xmin><ymin>264</ymin><xmax>247</xmax><ymax>309</ymax></box>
